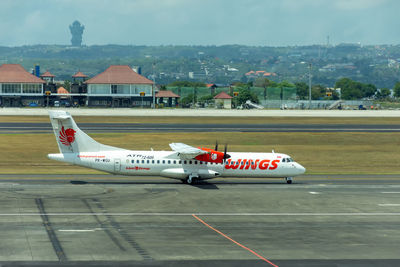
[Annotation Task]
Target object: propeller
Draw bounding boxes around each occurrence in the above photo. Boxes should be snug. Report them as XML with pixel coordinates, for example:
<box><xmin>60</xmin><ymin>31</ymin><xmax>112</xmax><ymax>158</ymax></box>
<box><xmin>223</xmin><ymin>144</ymin><xmax>231</xmax><ymax>163</ymax></box>
<box><xmin>215</xmin><ymin>140</ymin><xmax>218</xmax><ymax>151</ymax></box>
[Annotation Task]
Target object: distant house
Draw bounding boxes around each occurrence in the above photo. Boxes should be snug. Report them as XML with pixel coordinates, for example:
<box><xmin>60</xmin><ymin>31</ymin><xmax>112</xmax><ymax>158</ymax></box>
<box><xmin>214</xmin><ymin>91</ymin><xmax>233</xmax><ymax>109</ymax></box>
<box><xmin>85</xmin><ymin>65</ymin><xmax>154</xmax><ymax>107</ymax></box>
<box><xmin>245</xmin><ymin>70</ymin><xmax>277</xmax><ymax>80</ymax></box>
<box><xmin>0</xmin><ymin>64</ymin><xmax>45</xmax><ymax>107</ymax></box>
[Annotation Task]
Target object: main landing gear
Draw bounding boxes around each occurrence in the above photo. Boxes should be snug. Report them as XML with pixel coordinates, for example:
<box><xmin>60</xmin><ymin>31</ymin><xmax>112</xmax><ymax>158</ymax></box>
<box><xmin>285</xmin><ymin>177</ymin><xmax>293</xmax><ymax>184</ymax></box>
<box><xmin>184</xmin><ymin>174</ymin><xmax>198</xmax><ymax>185</ymax></box>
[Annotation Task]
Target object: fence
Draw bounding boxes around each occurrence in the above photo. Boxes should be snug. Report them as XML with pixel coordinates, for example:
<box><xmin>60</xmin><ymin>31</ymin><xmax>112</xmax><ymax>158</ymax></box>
<box><xmin>260</xmin><ymin>100</ymin><xmax>374</xmax><ymax>109</ymax></box>
<box><xmin>167</xmin><ymin>86</ymin><xmax>298</xmax><ymax>100</ymax></box>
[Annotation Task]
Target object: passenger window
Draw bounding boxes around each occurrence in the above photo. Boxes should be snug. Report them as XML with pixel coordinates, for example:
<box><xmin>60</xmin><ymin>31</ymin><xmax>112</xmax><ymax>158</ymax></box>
<box><xmin>189</xmin><ymin>161</ymin><xmax>192</xmax><ymax>164</ymax></box>
<box><xmin>199</xmin><ymin>162</ymin><xmax>202</xmax><ymax>165</ymax></box>
<box><xmin>157</xmin><ymin>160</ymin><xmax>160</xmax><ymax>164</ymax></box>
<box><xmin>194</xmin><ymin>161</ymin><xmax>197</xmax><ymax>164</ymax></box>
<box><xmin>179</xmin><ymin>160</ymin><xmax>182</xmax><ymax>164</ymax></box>
<box><xmin>168</xmin><ymin>160</ymin><xmax>171</xmax><ymax>164</ymax></box>
<box><xmin>152</xmin><ymin>160</ymin><xmax>155</xmax><ymax>164</ymax></box>
<box><xmin>162</xmin><ymin>160</ymin><xmax>165</xmax><ymax>164</ymax></box>
<box><xmin>173</xmin><ymin>160</ymin><xmax>176</xmax><ymax>164</ymax></box>
<box><xmin>147</xmin><ymin>160</ymin><xmax>149</xmax><ymax>164</ymax></box>
<box><xmin>142</xmin><ymin>160</ymin><xmax>145</xmax><ymax>163</ymax></box>
<box><xmin>131</xmin><ymin>160</ymin><xmax>134</xmax><ymax>164</ymax></box>
<box><xmin>184</xmin><ymin>160</ymin><xmax>187</xmax><ymax>164</ymax></box>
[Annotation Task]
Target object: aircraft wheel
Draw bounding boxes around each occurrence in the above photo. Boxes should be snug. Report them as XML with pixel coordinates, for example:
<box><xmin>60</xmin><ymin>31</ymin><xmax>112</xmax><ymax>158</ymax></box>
<box><xmin>187</xmin><ymin>177</ymin><xmax>193</xmax><ymax>184</ymax></box>
<box><xmin>285</xmin><ymin>177</ymin><xmax>293</xmax><ymax>184</ymax></box>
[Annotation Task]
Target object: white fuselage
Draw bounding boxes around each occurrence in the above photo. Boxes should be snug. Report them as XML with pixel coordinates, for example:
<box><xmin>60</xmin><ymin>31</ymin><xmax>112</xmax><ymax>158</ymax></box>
<box><xmin>48</xmin><ymin>150</ymin><xmax>306</xmax><ymax>180</ymax></box>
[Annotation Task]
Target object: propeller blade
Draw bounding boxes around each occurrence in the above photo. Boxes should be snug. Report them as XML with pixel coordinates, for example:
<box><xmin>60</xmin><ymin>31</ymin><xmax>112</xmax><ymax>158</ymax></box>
<box><xmin>223</xmin><ymin>144</ymin><xmax>231</xmax><ymax>163</ymax></box>
<box><xmin>215</xmin><ymin>140</ymin><xmax>218</xmax><ymax>151</ymax></box>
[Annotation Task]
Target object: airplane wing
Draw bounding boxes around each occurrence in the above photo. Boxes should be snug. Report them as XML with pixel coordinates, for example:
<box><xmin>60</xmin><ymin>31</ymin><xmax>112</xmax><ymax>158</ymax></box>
<box><xmin>169</xmin><ymin>143</ymin><xmax>208</xmax><ymax>160</ymax></box>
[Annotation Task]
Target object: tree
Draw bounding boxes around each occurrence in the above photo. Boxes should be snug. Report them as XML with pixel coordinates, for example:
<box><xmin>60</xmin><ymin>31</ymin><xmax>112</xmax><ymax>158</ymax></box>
<box><xmin>180</xmin><ymin>93</ymin><xmax>196</xmax><ymax>107</ymax></box>
<box><xmin>377</xmin><ymin>88</ymin><xmax>391</xmax><ymax>99</ymax></box>
<box><xmin>394</xmin><ymin>82</ymin><xmax>400</xmax><ymax>98</ymax></box>
<box><xmin>233</xmin><ymin>86</ymin><xmax>259</xmax><ymax>107</ymax></box>
<box><xmin>311</xmin><ymin>84</ymin><xmax>326</xmax><ymax>100</ymax></box>
<box><xmin>335</xmin><ymin>78</ymin><xmax>377</xmax><ymax>100</ymax></box>
<box><xmin>254</xmin><ymin>78</ymin><xmax>270</xmax><ymax>100</ymax></box>
<box><xmin>295</xmin><ymin>82</ymin><xmax>308</xmax><ymax>100</ymax></box>
<box><xmin>63</xmin><ymin>80</ymin><xmax>71</xmax><ymax>91</ymax></box>
<box><xmin>168</xmin><ymin>81</ymin><xmax>206</xmax><ymax>87</ymax></box>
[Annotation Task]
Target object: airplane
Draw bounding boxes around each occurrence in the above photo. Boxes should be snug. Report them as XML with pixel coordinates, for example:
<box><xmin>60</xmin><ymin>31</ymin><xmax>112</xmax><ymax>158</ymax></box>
<box><xmin>48</xmin><ymin>110</ymin><xmax>306</xmax><ymax>184</ymax></box>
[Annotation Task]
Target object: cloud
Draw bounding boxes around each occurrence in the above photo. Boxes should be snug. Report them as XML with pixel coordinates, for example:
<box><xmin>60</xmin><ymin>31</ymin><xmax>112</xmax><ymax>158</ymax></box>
<box><xmin>334</xmin><ymin>0</ymin><xmax>389</xmax><ymax>10</ymax></box>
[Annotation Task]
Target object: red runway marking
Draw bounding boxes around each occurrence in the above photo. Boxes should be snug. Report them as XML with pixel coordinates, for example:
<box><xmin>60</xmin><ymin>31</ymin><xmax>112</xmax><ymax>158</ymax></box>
<box><xmin>192</xmin><ymin>214</ymin><xmax>278</xmax><ymax>267</ymax></box>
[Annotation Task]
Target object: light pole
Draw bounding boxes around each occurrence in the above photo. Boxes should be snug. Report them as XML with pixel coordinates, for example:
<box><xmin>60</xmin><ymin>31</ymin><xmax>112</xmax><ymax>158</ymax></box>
<box><xmin>308</xmin><ymin>63</ymin><xmax>312</xmax><ymax>109</ymax></box>
<box><xmin>152</xmin><ymin>62</ymin><xmax>156</xmax><ymax>109</ymax></box>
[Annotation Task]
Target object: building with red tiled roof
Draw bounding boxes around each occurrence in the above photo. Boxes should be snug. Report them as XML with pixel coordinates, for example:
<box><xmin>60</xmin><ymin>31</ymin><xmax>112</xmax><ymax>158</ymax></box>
<box><xmin>40</xmin><ymin>70</ymin><xmax>56</xmax><ymax>83</ymax></box>
<box><xmin>84</xmin><ymin>65</ymin><xmax>155</xmax><ymax>107</ymax></box>
<box><xmin>0</xmin><ymin>64</ymin><xmax>45</xmax><ymax>107</ymax></box>
<box><xmin>0</xmin><ymin>64</ymin><xmax>45</xmax><ymax>84</ymax></box>
<box><xmin>214</xmin><ymin>91</ymin><xmax>233</xmax><ymax>99</ymax></box>
<box><xmin>57</xmin><ymin>86</ymin><xmax>69</xmax><ymax>94</ymax></box>
<box><xmin>214</xmin><ymin>91</ymin><xmax>232</xmax><ymax>109</ymax></box>
<box><xmin>41</xmin><ymin>70</ymin><xmax>55</xmax><ymax>77</ymax></box>
<box><xmin>85</xmin><ymin>65</ymin><xmax>153</xmax><ymax>85</ymax></box>
<box><xmin>155</xmin><ymin>90</ymin><xmax>180</xmax><ymax>98</ymax></box>
<box><xmin>245</xmin><ymin>70</ymin><xmax>277</xmax><ymax>79</ymax></box>
<box><xmin>72</xmin><ymin>71</ymin><xmax>88</xmax><ymax>78</ymax></box>
<box><xmin>155</xmin><ymin>90</ymin><xmax>180</xmax><ymax>107</ymax></box>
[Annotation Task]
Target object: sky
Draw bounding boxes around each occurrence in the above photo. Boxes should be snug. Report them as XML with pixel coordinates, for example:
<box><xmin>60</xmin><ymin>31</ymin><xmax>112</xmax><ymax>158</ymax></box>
<box><xmin>0</xmin><ymin>0</ymin><xmax>399</xmax><ymax>47</ymax></box>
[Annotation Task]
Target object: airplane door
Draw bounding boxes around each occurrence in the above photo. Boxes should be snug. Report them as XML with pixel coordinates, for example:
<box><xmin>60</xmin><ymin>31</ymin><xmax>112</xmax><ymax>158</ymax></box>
<box><xmin>114</xmin><ymin>159</ymin><xmax>121</xmax><ymax>172</ymax></box>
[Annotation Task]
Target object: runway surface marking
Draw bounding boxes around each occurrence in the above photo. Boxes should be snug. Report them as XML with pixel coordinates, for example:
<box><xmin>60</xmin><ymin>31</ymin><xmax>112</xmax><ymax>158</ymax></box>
<box><xmin>378</xmin><ymin>204</ymin><xmax>400</xmax><ymax>206</ymax></box>
<box><xmin>309</xmin><ymin>191</ymin><xmax>321</xmax><ymax>194</ymax></box>
<box><xmin>2</xmin><ymin>212</ymin><xmax>400</xmax><ymax>216</ymax></box>
<box><xmin>381</xmin><ymin>192</ymin><xmax>400</xmax><ymax>194</ymax></box>
<box><xmin>58</xmin><ymin>229</ymin><xmax>100</xmax><ymax>232</ymax></box>
<box><xmin>192</xmin><ymin>214</ymin><xmax>278</xmax><ymax>267</ymax></box>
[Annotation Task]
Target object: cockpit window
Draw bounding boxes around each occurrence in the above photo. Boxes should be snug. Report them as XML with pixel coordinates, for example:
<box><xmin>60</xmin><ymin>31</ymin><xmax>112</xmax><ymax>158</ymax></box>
<box><xmin>282</xmin><ymin>157</ymin><xmax>294</xmax><ymax>163</ymax></box>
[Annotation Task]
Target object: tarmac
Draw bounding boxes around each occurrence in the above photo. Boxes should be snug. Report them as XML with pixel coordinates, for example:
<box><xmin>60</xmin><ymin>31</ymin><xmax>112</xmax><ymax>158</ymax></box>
<box><xmin>0</xmin><ymin>175</ymin><xmax>399</xmax><ymax>266</ymax></box>
<box><xmin>2</xmin><ymin>122</ymin><xmax>400</xmax><ymax>134</ymax></box>
<box><xmin>1</xmin><ymin>108</ymin><xmax>400</xmax><ymax>266</ymax></box>
<box><xmin>2</xmin><ymin>107</ymin><xmax>400</xmax><ymax>117</ymax></box>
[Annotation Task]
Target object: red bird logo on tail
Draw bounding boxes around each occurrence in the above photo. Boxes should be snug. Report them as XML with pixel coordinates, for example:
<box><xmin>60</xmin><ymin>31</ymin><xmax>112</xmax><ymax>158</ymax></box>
<box><xmin>59</xmin><ymin>126</ymin><xmax>76</xmax><ymax>146</ymax></box>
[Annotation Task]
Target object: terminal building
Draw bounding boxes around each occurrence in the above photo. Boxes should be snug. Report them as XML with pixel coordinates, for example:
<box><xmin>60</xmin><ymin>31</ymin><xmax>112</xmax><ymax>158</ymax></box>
<box><xmin>0</xmin><ymin>64</ymin><xmax>45</xmax><ymax>107</ymax></box>
<box><xmin>85</xmin><ymin>65</ymin><xmax>154</xmax><ymax>107</ymax></box>
<box><xmin>0</xmin><ymin>64</ymin><xmax>155</xmax><ymax>107</ymax></box>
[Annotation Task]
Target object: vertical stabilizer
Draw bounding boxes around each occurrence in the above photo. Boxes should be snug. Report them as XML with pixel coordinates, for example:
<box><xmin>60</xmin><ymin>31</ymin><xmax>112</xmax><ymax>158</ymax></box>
<box><xmin>49</xmin><ymin>110</ymin><xmax>121</xmax><ymax>153</ymax></box>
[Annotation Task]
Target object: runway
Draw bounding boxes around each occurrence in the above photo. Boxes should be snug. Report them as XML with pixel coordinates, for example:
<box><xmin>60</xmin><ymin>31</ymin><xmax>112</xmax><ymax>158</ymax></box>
<box><xmin>1</xmin><ymin>122</ymin><xmax>400</xmax><ymax>133</ymax></box>
<box><xmin>0</xmin><ymin>175</ymin><xmax>399</xmax><ymax>266</ymax></box>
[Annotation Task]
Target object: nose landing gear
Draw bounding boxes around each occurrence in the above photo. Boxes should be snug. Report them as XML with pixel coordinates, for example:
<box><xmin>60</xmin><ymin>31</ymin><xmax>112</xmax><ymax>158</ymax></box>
<box><xmin>285</xmin><ymin>177</ymin><xmax>293</xmax><ymax>184</ymax></box>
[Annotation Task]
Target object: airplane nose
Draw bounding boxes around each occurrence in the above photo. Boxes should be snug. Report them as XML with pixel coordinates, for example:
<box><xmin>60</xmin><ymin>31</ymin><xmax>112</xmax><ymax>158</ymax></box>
<box><xmin>297</xmin><ymin>163</ymin><xmax>306</xmax><ymax>174</ymax></box>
